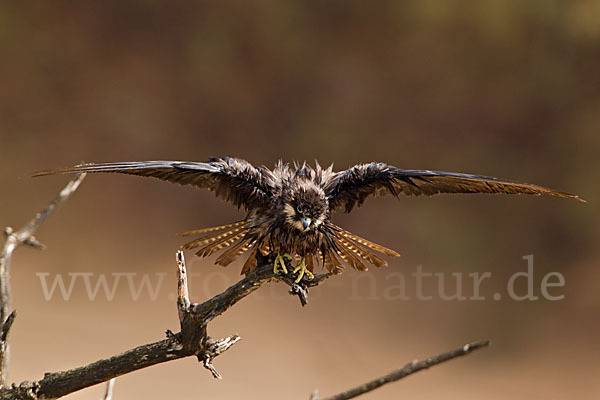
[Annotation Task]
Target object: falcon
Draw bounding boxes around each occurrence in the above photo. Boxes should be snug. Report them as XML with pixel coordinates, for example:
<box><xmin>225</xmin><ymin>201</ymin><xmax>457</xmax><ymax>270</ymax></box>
<box><xmin>34</xmin><ymin>158</ymin><xmax>583</xmax><ymax>282</ymax></box>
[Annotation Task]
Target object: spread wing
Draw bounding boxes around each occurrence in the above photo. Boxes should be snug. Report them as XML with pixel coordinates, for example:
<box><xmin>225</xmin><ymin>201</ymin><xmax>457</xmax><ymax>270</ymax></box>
<box><xmin>324</xmin><ymin>162</ymin><xmax>584</xmax><ymax>212</ymax></box>
<box><xmin>33</xmin><ymin>157</ymin><xmax>275</xmax><ymax>210</ymax></box>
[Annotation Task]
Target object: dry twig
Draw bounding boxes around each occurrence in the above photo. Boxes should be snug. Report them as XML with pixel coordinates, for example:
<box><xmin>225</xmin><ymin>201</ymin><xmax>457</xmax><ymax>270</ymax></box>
<box><xmin>0</xmin><ymin>250</ymin><xmax>331</xmax><ymax>399</ymax></box>
<box><xmin>314</xmin><ymin>340</ymin><xmax>490</xmax><ymax>400</ymax></box>
<box><xmin>0</xmin><ymin>173</ymin><xmax>85</xmax><ymax>386</ymax></box>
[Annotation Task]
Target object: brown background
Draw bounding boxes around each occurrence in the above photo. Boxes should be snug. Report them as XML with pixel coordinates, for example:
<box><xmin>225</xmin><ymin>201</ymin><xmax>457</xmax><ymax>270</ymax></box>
<box><xmin>1</xmin><ymin>1</ymin><xmax>599</xmax><ymax>399</ymax></box>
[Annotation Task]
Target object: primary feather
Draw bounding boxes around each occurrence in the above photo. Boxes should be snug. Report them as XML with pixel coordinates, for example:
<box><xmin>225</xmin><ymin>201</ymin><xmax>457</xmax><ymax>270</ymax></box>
<box><xmin>324</xmin><ymin>162</ymin><xmax>584</xmax><ymax>212</ymax></box>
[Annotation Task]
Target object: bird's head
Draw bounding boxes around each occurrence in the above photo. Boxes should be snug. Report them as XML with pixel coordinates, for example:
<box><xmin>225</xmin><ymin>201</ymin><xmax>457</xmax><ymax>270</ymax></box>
<box><xmin>284</xmin><ymin>186</ymin><xmax>328</xmax><ymax>232</ymax></box>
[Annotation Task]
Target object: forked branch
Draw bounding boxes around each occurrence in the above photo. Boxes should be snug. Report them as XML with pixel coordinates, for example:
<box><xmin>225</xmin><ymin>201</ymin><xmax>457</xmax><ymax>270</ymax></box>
<box><xmin>0</xmin><ymin>250</ymin><xmax>331</xmax><ymax>399</ymax></box>
<box><xmin>0</xmin><ymin>173</ymin><xmax>86</xmax><ymax>386</ymax></box>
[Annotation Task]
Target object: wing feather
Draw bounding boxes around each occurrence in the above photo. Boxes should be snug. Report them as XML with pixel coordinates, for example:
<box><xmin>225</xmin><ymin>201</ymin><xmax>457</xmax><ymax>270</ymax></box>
<box><xmin>33</xmin><ymin>157</ymin><xmax>274</xmax><ymax>210</ymax></box>
<box><xmin>325</xmin><ymin>162</ymin><xmax>584</xmax><ymax>212</ymax></box>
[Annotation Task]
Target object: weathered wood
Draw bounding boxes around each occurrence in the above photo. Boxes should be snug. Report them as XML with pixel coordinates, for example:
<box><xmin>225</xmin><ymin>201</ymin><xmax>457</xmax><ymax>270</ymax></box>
<box><xmin>316</xmin><ymin>340</ymin><xmax>490</xmax><ymax>400</ymax></box>
<box><xmin>0</xmin><ymin>250</ymin><xmax>329</xmax><ymax>399</ymax></box>
<box><xmin>0</xmin><ymin>174</ymin><xmax>86</xmax><ymax>387</ymax></box>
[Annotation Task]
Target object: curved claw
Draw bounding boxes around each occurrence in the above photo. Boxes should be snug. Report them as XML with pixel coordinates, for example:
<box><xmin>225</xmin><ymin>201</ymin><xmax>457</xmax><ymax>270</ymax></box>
<box><xmin>274</xmin><ymin>253</ymin><xmax>291</xmax><ymax>275</ymax></box>
<box><xmin>292</xmin><ymin>258</ymin><xmax>314</xmax><ymax>283</ymax></box>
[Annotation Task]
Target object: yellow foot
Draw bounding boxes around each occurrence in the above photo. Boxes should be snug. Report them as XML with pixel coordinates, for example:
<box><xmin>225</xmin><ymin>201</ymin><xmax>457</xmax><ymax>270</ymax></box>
<box><xmin>292</xmin><ymin>258</ymin><xmax>314</xmax><ymax>283</ymax></box>
<box><xmin>274</xmin><ymin>253</ymin><xmax>292</xmax><ymax>275</ymax></box>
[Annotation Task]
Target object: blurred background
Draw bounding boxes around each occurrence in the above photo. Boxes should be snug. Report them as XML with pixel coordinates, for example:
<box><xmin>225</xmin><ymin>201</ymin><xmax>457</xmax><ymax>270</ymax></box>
<box><xmin>1</xmin><ymin>1</ymin><xmax>598</xmax><ymax>398</ymax></box>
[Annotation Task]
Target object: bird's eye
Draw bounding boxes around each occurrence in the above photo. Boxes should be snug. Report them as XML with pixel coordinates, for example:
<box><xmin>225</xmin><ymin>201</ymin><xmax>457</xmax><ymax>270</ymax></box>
<box><xmin>296</xmin><ymin>205</ymin><xmax>303</xmax><ymax>214</ymax></box>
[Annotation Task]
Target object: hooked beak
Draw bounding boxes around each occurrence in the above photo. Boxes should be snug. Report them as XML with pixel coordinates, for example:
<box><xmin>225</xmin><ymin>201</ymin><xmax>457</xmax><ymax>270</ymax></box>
<box><xmin>301</xmin><ymin>217</ymin><xmax>312</xmax><ymax>230</ymax></box>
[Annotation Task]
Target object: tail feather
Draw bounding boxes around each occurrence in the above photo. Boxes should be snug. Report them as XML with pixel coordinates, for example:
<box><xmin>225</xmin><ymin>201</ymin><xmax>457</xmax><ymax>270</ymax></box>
<box><xmin>194</xmin><ymin>230</ymin><xmax>247</xmax><ymax>257</ymax></box>
<box><xmin>241</xmin><ymin>248</ymin><xmax>258</xmax><ymax>275</ymax></box>
<box><xmin>338</xmin><ymin>236</ymin><xmax>388</xmax><ymax>268</ymax></box>
<box><xmin>332</xmin><ymin>224</ymin><xmax>400</xmax><ymax>257</ymax></box>
<box><xmin>334</xmin><ymin>238</ymin><xmax>368</xmax><ymax>271</ymax></box>
<box><xmin>182</xmin><ymin>223</ymin><xmax>247</xmax><ymax>250</ymax></box>
<box><xmin>323</xmin><ymin>246</ymin><xmax>343</xmax><ymax>273</ymax></box>
<box><xmin>331</xmin><ymin>242</ymin><xmax>354</xmax><ymax>269</ymax></box>
<box><xmin>257</xmin><ymin>239</ymin><xmax>271</xmax><ymax>256</ymax></box>
<box><xmin>305</xmin><ymin>256</ymin><xmax>315</xmax><ymax>272</ymax></box>
<box><xmin>180</xmin><ymin>220</ymin><xmax>248</xmax><ymax>237</ymax></box>
<box><xmin>216</xmin><ymin>238</ymin><xmax>255</xmax><ymax>266</ymax></box>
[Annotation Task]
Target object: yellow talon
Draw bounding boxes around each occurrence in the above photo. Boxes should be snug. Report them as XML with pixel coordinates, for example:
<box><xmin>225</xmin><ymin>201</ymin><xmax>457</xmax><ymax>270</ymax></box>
<box><xmin>274</xmin><ymin>253</ymin><xmax>291</xmax><ymax>275</ymax></box>
<box><xmin>292</xmin><ymin>258</ymin><xmax>314</xmax><ymax>282</ymax></box>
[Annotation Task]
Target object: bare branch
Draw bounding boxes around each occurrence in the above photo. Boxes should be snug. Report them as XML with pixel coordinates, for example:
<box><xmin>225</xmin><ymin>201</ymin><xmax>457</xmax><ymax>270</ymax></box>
<box><xmin>0</xmin><ymin>173</ymin><xmax>85</xmax><ymax>386</ymax></box>
<box><xmin>278</xmin><ymin>270</ymin><xmax>334</xmax><ymax>306</ymax></box>
<box><xmin>0</xmin><ymin>250</ymin><xmax>332</xmax><ymax>399</ymax></box>
<box><xmin>0</xmin><ymin>337</ymin><xmax>185</xmax><ymax>400</ymax></box>
<box><xmin>316</xmin><ymin>340</ymin><xmax>490</xmax><ymax>400</ymax></box>
<box><xmin>202</xmin><ymin>334</ymin><xmax>242</xmax><ymax>379</ymax></box>
<box><xmin>176</xmin><ymin>251</ymin><xmax>190</xmax><ymax>323</ymax></box>
<box><xmin>0</xmin><ymin>172</ymin><xmax>491</xmax><ymax>399</ymax></box>
<box><xmin>0</xmin><ymin>312</ymin><xmax>16</xmax><ymax>345</ymax></box>
<box><xmin>0</xmin><ymin>173</ymin><xmax>85</xmax><ymax>322</ymax></box>
<box><xmin>0</xmin><ymin>310</ymin><xmax>17</xmax><ymax>388</ymax></box>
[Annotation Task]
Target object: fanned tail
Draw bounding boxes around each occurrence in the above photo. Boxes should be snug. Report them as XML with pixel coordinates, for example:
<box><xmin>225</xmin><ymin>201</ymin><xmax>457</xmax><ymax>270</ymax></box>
<box><xmin>337</xmin><ymin>236</ymin><xmax>388</xmax><ymax>268</ymax></box>
<box><xmin>333</xmin><ymin>237</ymin><xmax>368</xmax><ymax>271</ymax></box>
<box><xmin>305</xmin><ymin>256</ymin><xmax>315</xmax><ymax>273</ymax></box>
<box><xmin>180</xmin><ymin>220</ymin><xmax>248</xmax><ymax>237</ymax></box>
<box><xmin>216</xmin><ymin>238</ymin><xmax>256</xmax><ymax>267</ymax></box>
<box><xmin>180</xmin><ymin>220</ymin><xmax>256</xmax><ymax>269</ymax></box>
<box><xmin>321</xmin><ymin>240</ymin><xmax>344</xmax><ymax>273</ymax></box>
<box><xmin>193</xmin><ymin>230</ymin><xmax>248</xmax><ymax>257</ymax></box>
<box><xmin>322</xmin><ymin>245</ymin><xmax>344</xmax><ymax>273</ymax></box>
<box><xmin>182</xmin><ymin>221</ymin><xmax>249</xmax><ymax>251</ymax></box>
<box><xmin>241</xmin><ymin>248</ymin><xmax>258</xmax><ymax>275</ymax></box>
<box><xmin>180</xmin><ymin>221</ymin><xmax>398</xmax><ymax>274</ymax></box>
<box><xmin>331</xmin><ymin>224</ymin><xmax>400</xmax><ymax>257</ymax></box>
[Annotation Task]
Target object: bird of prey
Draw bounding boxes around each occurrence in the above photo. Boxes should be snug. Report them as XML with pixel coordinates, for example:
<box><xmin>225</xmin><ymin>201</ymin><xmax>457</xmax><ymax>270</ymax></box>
<box><xmin>34</xmin><ymin>158</ymin><xmax>583</xmax><ymax>282</ymax></box>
